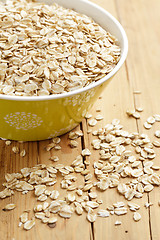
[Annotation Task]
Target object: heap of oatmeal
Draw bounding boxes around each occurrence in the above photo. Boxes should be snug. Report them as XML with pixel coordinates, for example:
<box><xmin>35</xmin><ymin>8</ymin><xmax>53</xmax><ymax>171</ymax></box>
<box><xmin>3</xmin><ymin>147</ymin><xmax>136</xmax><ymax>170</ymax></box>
<box><xmin>0</xmin><ymin>0</ymin><xmax>120</xmax><ymax>96</ymax></box>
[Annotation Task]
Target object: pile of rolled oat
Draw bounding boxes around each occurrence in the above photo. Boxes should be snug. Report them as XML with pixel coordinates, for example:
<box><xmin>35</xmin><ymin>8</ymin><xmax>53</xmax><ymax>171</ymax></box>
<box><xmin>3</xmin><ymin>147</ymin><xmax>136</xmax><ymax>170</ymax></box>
<box><xmin>1</xmin><ymin>110</ymin><xmax>160</xmax><ymax>230</ymax></box>
<box><xmin>0</xmin><ymin>0</ymin><xmax>120</xmax><ymax>96</ymax></box>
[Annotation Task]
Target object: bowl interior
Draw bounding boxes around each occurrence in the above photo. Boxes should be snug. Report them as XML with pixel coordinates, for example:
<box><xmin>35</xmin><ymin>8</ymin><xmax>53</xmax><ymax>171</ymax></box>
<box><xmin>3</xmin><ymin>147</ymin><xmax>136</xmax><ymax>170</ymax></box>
<box><xmin>0</xmin><ymin>0</ymin><xmax>128</xmax><ymax>101</ymax></box>
<box><xmin>39</xmin><ymin>0</ymin><xmax>128</xmax><ymax>57</ymax></box>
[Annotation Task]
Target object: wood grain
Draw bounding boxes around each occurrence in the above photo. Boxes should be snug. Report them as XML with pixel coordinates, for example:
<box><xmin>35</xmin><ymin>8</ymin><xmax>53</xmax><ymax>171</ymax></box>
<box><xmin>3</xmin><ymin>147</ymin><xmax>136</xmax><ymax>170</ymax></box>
<box><xmin>116</xmin><ymin>0</ymin><xmax>160</xmax><ymax>239</ymax></box>
<box><xmin>0</xmin><ymin>0</ymin><xmax>160</xmax><ymax>239</ymax></box>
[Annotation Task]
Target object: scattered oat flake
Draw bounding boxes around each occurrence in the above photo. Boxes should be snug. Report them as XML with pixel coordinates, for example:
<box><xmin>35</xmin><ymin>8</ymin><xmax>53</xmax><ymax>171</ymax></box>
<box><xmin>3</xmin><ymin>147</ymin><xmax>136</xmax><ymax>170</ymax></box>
<box><xmin>128</xmin><ymin>202</ymin><xmax>140</xmax><ymax>211</ymax></box>
<box><xmin>50</xmin><ymin>156</ymin><xmax>59</xmax><ymax>162</ymax></box>
<box><xmin>95</xmin><ymin>114</ymin><xmax>104</xmax><ymax>121</ymax></box>
<box><xmin>75</xmin><ymin>190</ymin><xmax>82</xmax><ymax>197</ymax></box>
<box><xmin>151</xmin><ymin>165</ymin><xmax>160</xmax><ymax>170</ymax></box>
<box><xmin>34</xmin><ymin>204</ymin><xmax>43</xmax><ymax>212</ymax></box>
<box><xmin>97</xmin><ymin>209</ymin><xmax>109</xmax><ymax>217</ymax></box>
<box><xmin>68</xmin><ymin>131</ymin><xmax>80</xmax><ymax>140</ymax></box>
<box><xmin>85</xmin><ymin>113</ymin><xmax>92</xmax><ymax>119</ymax></box>
<box><xmin>35</xmin><ymin>185</ymin><xmax>46</xmax><ymax>196</ymax></box>
<box><xmin>35</xmin><ymin>212</ymin><xmax>45</xmax><ymax>220</ymax></box>
<box><xmin>19</xmin><ymin>222</ymin><xmax>23</xmax><ymax>227</ymax></box>
<box><xmin>133</xmin><ymin>212</ymin><xmax>141</xmax><ymax>222</ymax></box>
<box><xmin>143</xmin><ymin>122</ymin><xmax>152</xmax><ymax>129</ymax></box>
<box><xmin>58</xmin><ymin>205</ymin><xmax>73</xmax><ymax>219</ymax></box>
<box><xmin>155</xmin><ymin>130</ymin><xmax>160</xmax><ymax>138</ymax></box>
<box><xmin>83</xmin><ymin>183</ymin><xmax>93</xmax><ymax>191</ymax></box>
<box><xmin>67</xmin><ymin>193</ymin><xmax>75</xmax><ymax>202</ymax></box>
<box><xmin>136</xmin><ymin>107</ymin><xmax>143</xmax><ymax>112</ymax></box>
<box><xmin>48</xmin><ymin>217</ymin><xmax>57</xmax><ymax>224</ymax></box>
<box><xmin>126</xmin><ymin>110</ymin><xmax>135</xmax><ymax>116</ymax></box>
<box><xmin>115</xmin><ymin>220</ymin><xmax>122</xmax><ymax>226</ymax></box>
<box><xmin>88</xmin><ymin>119</ymin><xmax>97</xmax><ymax>127</ymax></box>
<box><xmin>110</xmin><ymin>210</ymin><xmax>114</xmax><ymax>215</ymax></box>
<box><xmin>52</xmin><ymin>137</ymin><xmax>61</xmax><ymax>144</ymax></box>
<box><xmin>75</xmin><ymin>205</ymin><xmax>83</xmax><ymax>215</ymax></box>
<box><xmin>42</xmin><ymin>217</ymin><xmax>49</xmax><ymax>223</ymax></box>
<box><xmin>87</xmin><ymin>211</ymin><xmax>97</xmax><ymax>223</ymax></box>
<box><xmin>96</xmin><ymin>179</ymin><xmax>109</xmax><ymax>191</ymax></box>
<box><xmin>3</xmin><ymin>203</ymin><xmax>16</xmax><ymax>211</ymax></box>
<box><xmin>24</xmin><ymin>220</ymin><xmax>35</xmax><ymax>230</ymax></box>
<box><xmin>144</xmin><ymin>202</ymin><xmax>153</xmax><ymax>208</ymax></box>
<box><xmin>97</xmin><ymin>199</ymin><xmax>103</xmax><ymax>204</ymax></box>
<box><xmin>0</xmin><ymin>188</ymin><xmax>14</xmax><ymax>199</ymax></box>
<box><xmin>5</xmin><ymin>140</ymin><xmax>12</xmax><ymax>146</ymax></box>
<box><xmin>54</xmin><ymin>145</ymin><xmax>61</xmax><ymax>150</ymax></box>
<box><xmin>69</xmin><ymin>140</ymin><xmax>78</xmax><ymax>148</ymax></box>
<box><xmin>12</xmin><ymin>146</ymin><xmax>19</xmax><ymax>153</ymax></box>
<box><xmin>114</xmin><ymin>207</ymin><xmax>128</xmax><ymax>216</ymax></box>
<box><xmin>154</xmin><ymin>114</ymin><xmax>160</xmax><ymax>122</ymax></box>
<box><xmin>82</xmin><ymin>148</ymin><xmax>91</xmax><ymax>156</ymax></box>
<box><xmin>147</xmin><ymin>116</ymin><xmax>155</xmax><ymax>124</ymax></box>
<box><xmin>46</xmin><ymin>143</ymin><xmax>55</xmax><ymax>151</ymax></box>
<box><xmin>113</xmin><ymin>202</ymin><xmax>125</xmax><ymax>208</ymax></box>
<box><xmin>86</xmin><ymin>201</ymin><xmax>99</xmax><ymax>209</ymax></box>
<box><xmin>50</xmin><ymin>190</ymin><xmax>59</xmax><ymax>200</ymax></box>
<box><xmin>20</xmin><ymin>212</ymin><xmax>28</xmax><ymax>223</ymax></box>
<box><xmin>88</xmin><ymin>192</ymin><xmax>97</xmax><ymax>199</ymax></box>
<box><xmin>153</xmin><ymin>140</ymin><xmax>160</xmax><ymax>147</ymax></box>
<box><xmin>20</xmin><ymin>149</ymin><xmax>26</xmax><ymax>157</ymax></box>
<box><xmin>132</xmin><ymin>112</ymin><xmax>141</xmax><ymax>119</ymax></box>
<box><xmin>144</xmin><ymin>184</ymin><xmax>154</xmax><ymax>192</ymax></box>
<box><xmin>37</xmin><ymin>194</ymin><xmax>47</xmax><ymax>202</ymax></box>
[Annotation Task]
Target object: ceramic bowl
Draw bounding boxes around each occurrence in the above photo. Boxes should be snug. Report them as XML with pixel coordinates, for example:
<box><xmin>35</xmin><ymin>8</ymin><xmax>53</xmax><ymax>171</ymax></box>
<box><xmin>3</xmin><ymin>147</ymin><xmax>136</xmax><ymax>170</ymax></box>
<box><xmin>0</xmin><ymin>0</ymin><xmax>128</xmax><ymax>141</ymax></box>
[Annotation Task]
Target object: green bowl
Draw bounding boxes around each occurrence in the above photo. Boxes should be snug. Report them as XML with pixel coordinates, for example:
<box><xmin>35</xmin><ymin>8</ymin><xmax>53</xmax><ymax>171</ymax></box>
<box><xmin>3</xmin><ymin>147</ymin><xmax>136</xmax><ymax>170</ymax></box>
<box><xmin>0</xmin><ymin>0</ymin><xmax>128</xmax><ymax>141</ymax></box>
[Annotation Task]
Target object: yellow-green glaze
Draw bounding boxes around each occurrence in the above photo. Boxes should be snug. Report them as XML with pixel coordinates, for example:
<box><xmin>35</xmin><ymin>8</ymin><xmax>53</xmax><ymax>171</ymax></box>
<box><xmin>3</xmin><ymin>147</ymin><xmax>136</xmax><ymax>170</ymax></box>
<box><xmin>0</xmin><ymin>0</ymin><xmax>128</xmax><ymax>141</ymax></box>
<box><xmin>0</xmin><ymin>80</ymin><xmax>111</xmax><ymax>141</ymax></box>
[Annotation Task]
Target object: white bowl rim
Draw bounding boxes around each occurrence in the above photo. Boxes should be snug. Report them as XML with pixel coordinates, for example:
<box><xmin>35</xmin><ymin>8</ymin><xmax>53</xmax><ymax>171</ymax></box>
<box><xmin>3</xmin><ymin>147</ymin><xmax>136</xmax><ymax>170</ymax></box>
<box><xmin>0</xmin><ymin>0</ymin><xmax>128</xmax><ymax>102</ymax></box>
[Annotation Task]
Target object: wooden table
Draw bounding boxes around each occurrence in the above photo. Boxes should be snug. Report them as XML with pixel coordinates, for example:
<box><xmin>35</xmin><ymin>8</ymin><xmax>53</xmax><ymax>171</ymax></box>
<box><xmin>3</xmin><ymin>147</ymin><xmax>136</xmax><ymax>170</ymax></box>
<box><xmin>0</xmin><ymin>0</ymin><xmax>160</xmax><ymax>239</ymax></box>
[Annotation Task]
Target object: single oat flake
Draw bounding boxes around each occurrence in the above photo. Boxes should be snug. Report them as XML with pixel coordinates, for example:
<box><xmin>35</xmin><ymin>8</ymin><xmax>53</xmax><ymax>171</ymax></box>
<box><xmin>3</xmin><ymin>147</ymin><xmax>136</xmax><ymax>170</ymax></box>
<box><xmin>147</xmin><ymin>116</ymin><xmax>155</xmax><ymax>124</ymax></box>
<box><xmin>87</xmin><ymin>211</ymin><xmax>97</xmax><ymax>223</ymax></box>
<box><xmin>20</xmin><ymin>212</ymin><xmax>29</xmax><ymax>223</ymax></box>
<box><xmin>155</xmin><ymin>130</ymin><xmax>160</xmax><ymax>138</ymax></box>
<box><xmin>3</xmin><ymin>203</ymin><xmax>16</xmax><ymax>211</ymax></box>
<box><xmin>97</xmin><ymin>209</ymin><xmax>110</xmax><ymax>217</ymax></box>
<box><xmin>143</xmin><ymin>122</ymin><xmax>152</xmax><ymax>129</ymax></box>
<box><xmin>114</xmin><ymin>207</ymin><xmax>128</xmax><ymax>216</ymax></box>
<box><xmin>23</xmin><ymin>219</ymin><xmax>35</xmax><ymax>230</ymax></box>
<box><xmin>12</xmin><ymin>146</ymin><xmax>19</xmax><ymax>154</ymax></box>
<box><xmin>75</xmin><ymin>204</ymin><xmax>83</xmax><ymax>215</ymax></box>
<box><xmin>132</xmin><ymin>112</ymin><xmax>141</xmax><ymax>119</ymax></box>
<box><xmin>82</xmin><ymin>148</ymin><xmax>91</xmax><ymax>156</ymax></box>
<box><xmin>133</xmin><ymin>212</ymin><xmax>141</xmax><ymax>222</ymax></box>
<box><xmin>5</xmin><ymin>140</ymin><xmax>12</xmax><ymax>146</ymax></box>
<box><xmin>88</xmin><ymin>119</ymin><xmax>97</xmax><ymax>127</ymax></box>
<box><xmin>115</xmin><ymin>220</ymin><xmax>122</xmax><ymax>226</ymax></box>
<box><xmin>20</xmin><ymin>149</ymin><xmax>26</xmax><ymax>157</ymax></box>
